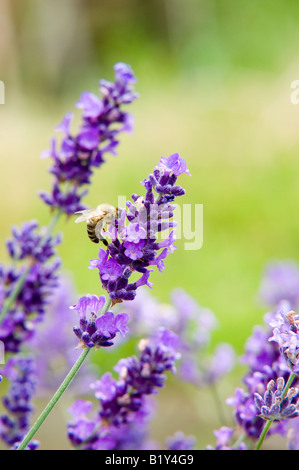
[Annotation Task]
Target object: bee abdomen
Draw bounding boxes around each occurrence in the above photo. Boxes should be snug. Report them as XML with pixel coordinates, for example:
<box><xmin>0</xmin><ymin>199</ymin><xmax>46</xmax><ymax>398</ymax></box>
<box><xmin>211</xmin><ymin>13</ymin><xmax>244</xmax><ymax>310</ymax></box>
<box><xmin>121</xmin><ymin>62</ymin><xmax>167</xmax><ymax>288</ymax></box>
<box><xmin>87</xmin><ymin>232</ymin><xmax>99</xmax><ymax>243</ymax></box>
<box><xmin>87</xmin><ymin>219</ymin><xmax>99</xmax><ymax>244</ymax></box>
<box><xmin>86</xmin><ymin>215</ymin><xmax>110</xmax><ymax>246</ymax></box>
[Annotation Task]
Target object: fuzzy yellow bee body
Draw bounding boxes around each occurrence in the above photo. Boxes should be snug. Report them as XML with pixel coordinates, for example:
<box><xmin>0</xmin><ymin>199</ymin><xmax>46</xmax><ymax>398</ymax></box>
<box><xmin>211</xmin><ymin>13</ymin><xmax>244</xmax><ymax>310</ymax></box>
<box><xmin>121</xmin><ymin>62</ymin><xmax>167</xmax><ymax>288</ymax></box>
<box><xmin>75</xmin><ymin>204</ymin><xmax>120</xmax><ymax>246</ymax></box>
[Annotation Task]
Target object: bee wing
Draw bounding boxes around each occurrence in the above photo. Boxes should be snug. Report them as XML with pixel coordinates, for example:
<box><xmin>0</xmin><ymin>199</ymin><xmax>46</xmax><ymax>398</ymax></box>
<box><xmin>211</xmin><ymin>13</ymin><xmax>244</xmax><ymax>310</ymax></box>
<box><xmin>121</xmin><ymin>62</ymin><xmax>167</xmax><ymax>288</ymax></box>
<box><xmin>74</xmin><ymin>208</ymin><xmax>96</xmax><ymax>223</ymax></box>
<box><xmin>74</xmin><ymin>205</ymin><xmax>108</xmax><ymax>223</ymax></box>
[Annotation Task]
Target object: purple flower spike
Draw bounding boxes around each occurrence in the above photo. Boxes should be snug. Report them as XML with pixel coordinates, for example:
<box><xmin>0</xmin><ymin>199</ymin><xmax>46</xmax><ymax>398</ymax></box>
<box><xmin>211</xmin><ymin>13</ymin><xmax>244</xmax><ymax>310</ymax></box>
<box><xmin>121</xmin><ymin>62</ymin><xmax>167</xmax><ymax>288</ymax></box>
<box><xmin>67</xmin><ymin>399</ymin><xmax>96</xmax><ymax>446</ymax></box>
<box><xmin>0</xmin><ymin>220</ymin><xmax>61</xmax><ymax>354</ymax></box>
<box><xmin>89</xmin><ymin>155</ymin><xmax>189</xmax><ymax>303</ymax></box>
<box><xmin>71</xmin><ymin>294</ymin><xmax>129</xmax><ymax>348</ymax></box>
<box><xmin>259</xmin><ymin>261</ymin><xmax>299</xmax><ymax>309</ymax></box>
<box><xmin>6</xmin><ymin>220</ymin><xmax>61</xmax><ymax>264</ymax></box>
<box><xmin>254</xmin><ymin>377</ymin><xmax>299</xmax><ymax>421</ymax></box>
<box><xmin>206</xmin><ymin>426</ymin><xmax>247</xmax><ymax>450</ymax></box>
<box><xmin>67</xmin><ymin>328</ymin><xmax>180</xmax><ymax>450</ymax></box>
<box><xmin>40</xmin><ymin>63</ymin><xmax>138</xmax><ymax>214</ymax></box>
<box><xmin>114</xmin><ymin>62</ymin><xmax>137</xmax><ymax>85</ymax></box>
<box><xmin>0</xmin><ymin>357</ymin><xmax>39</xmax><ymax>449</ymax></box>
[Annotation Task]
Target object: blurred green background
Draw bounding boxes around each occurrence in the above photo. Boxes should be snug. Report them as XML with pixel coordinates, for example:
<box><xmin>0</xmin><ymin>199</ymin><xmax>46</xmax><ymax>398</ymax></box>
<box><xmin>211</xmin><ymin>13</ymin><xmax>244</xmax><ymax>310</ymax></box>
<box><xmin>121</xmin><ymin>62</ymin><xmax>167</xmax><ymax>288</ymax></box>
<box><xmin>1</xmin><ymin>0</ymin><xmax>299</xmax><ymax>450</ymax></box>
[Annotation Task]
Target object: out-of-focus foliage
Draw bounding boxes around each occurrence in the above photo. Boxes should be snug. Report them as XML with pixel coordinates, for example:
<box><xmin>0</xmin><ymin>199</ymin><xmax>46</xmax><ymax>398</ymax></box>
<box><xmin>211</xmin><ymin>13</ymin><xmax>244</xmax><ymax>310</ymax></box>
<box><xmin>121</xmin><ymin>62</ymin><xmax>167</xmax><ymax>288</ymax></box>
<box><xmin>2</xmin><ymin>0</ymin><xmax>299</xmax><ymax>94</ymax></box>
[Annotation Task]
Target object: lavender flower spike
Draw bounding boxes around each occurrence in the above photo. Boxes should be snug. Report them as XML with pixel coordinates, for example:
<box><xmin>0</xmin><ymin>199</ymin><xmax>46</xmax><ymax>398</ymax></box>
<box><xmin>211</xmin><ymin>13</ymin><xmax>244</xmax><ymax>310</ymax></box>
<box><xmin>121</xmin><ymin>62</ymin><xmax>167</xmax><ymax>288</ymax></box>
<box><xmin>0</xmin><ymin>357</ymin><xmax>39</xmax><ymax>449</ymax></box>
<box><xmin>6</xmin><ymin>220</ymin><xmax>61</xmax><ymax>263</ymax></box>
<box><xmin>40</xmin><ymin>63</ymin><xmax>138</xmax><ymax>215</ymax></box>
<box><xmin>67</xmin><ymin>328</ymin><xmax>180</xmax><ymax>450</ymax></box>
<box><xmin>71</xmin><ymin>294</ymin><xmax>129</xmax><ymax>348</ymax></box>
<box><xmin>0</xmin><ymin>220</ymin><xmax>61</xmax><ymax>353</ymax></box>
<box><xmin>89</xmin><ymin>154</ymin><xmax>190</xmax><ymax>303</ymax></box>
<box><xmin>259</xmin><ymin>261</ymin><xmax>299</xmax><ymax>309</ymax></box>
<box><xmin>254</xmin><ymin>377</ymin><xmax>299</xmax><ymax>421</ymax></box>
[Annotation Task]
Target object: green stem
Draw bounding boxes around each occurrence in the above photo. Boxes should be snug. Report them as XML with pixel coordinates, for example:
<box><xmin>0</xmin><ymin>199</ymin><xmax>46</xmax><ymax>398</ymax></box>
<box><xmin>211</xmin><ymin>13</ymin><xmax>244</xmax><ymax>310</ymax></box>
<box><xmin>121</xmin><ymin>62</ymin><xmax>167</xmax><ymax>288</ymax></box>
<box><xmin>17</xmin><ymin>348</ymin><xmax>90</xmax><ymax>450</ymax></box>
<box><xmin>102</xmin><ymin>296</ymin><xmax>112</xmax><ymax>313</ymax></box>
<box><xmin>0</xmin><ymin>265</ymin><xmax>31</xmax><ymax>325</ymax></box>
<box><xmin>16</xmin><ymin>296</ymin><xmax>112</xmax><ymax>450</ymax></box>
<box><xmin>0</xmin><ymin>210</ymin><xmax>61</xmax><ymax>326</ymax></box>
<box><xmin>255</xmin><ymin>372</ymin><xmax>296</xmax><ymax>450</ymax></box>
<box><xmin>254</xmin><ymin>419</ymin><xmax>272</xmax><ymax>451</ymax></box>
<box><xmin>231</xmin><ymin>433</ymin><xmax>246</xmax><ymax>450</ymax></box>
<box><xmin>41</xmin><ymin>209</ymin><xmax>62</xmax><ymax>242</ymax></box>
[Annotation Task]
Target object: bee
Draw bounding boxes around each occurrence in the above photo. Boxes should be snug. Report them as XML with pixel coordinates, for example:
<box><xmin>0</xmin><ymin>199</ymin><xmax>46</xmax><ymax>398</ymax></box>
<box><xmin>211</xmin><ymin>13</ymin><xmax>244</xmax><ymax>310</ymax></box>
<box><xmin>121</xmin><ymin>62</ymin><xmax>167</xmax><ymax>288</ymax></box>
<box><xmin>75</xmin><ymin>204</ymin><xmax>120</xmax><ymax>246</ymax></box>
<box><xmin>286</xmin><ymin>310</ymin><xmax>299</xmax><ymax>330</ymax></box>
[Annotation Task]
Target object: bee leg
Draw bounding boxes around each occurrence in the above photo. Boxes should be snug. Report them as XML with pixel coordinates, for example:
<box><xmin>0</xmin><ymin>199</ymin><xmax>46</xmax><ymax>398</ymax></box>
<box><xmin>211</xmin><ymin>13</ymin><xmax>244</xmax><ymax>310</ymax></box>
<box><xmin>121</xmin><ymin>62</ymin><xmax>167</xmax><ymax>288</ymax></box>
<box><xmin>95</xmin><ymin>219</ymin><xmax>109</xmax><ymax>246</ymax></box>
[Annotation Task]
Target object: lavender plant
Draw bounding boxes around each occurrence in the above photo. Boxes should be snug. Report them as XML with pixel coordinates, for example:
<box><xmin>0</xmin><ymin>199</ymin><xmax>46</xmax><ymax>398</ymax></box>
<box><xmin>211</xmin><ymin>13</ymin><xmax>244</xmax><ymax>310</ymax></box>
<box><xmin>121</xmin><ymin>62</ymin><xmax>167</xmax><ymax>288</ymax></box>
<box><xmin>0</xmin><ymin>63</ymin><xmax>138</xmax><ymax>334</ymax></box>
<box><xmin>0</xmin><ymin>221</ymin><xmax>61</xmax><ymax>353</ymax></box>
<box><xmin>258</xmin><ymin>261</ymin><xmax>299</xmax><ymax>310</ymax></box>
<box><xmin>88</xmin><ymin>153</ymin><xmax>190</xmax><ymax>303</ymax></box>
<box><xmin>13</xmin><ymin>152</ymin><xmax>189</xmax><ymax>450</ymax></box>
<box><xmin>2</xmin><ymin>61</ymin><xmax>298</xmax><ymax>452</ymax></box>
<box><xmin>206</xmin><ymin>266</ymin><xmax>299</xmax><ymax>450</ymax></box>
<box><xmin>67</xmin><ymin>328</ymin><xmax>181</xmax><ymax>450</ymax></box>
<box><xmin>0</xmin><ymin>60</ymin><xmax>197</xmax><ymax>450</ymax></box>
<box><xmin>0</xmin><ymin>63</ymin><xmax>140</xmax><ymax>450</ymax></box>
<box><xmin>115</xmin><ymin>286</ymin><xmax>235</xmax><ymax>428</ymax></box>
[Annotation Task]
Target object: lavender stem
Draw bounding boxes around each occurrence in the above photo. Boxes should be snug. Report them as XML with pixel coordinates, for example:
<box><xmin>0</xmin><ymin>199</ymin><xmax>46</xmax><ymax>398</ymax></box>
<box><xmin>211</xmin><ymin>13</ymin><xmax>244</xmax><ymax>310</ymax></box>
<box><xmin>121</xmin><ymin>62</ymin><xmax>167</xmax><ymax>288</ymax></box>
<box><xmin>16</xmin><ymin>347</ymin><xmax>90</xmax><ymax>450</ymax></box>
<box><xmin>17</xmin><ymin>296</ymin><xmax>112</xmax><ymax>450</ymax></box>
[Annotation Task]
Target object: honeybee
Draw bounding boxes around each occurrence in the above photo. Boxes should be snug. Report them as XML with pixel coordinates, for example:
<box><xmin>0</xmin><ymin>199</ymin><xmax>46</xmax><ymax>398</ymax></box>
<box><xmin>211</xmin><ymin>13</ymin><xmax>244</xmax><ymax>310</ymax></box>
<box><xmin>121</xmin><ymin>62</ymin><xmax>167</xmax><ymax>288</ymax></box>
<box><xmin>286</xmin><ymin>310</ymin><xmax>299</xmax><ymax>329</ymax></box>
<box><xmin>75</xmin><ymin>204</ymin><xmax>120</xmax><ymax>246</ymax></box>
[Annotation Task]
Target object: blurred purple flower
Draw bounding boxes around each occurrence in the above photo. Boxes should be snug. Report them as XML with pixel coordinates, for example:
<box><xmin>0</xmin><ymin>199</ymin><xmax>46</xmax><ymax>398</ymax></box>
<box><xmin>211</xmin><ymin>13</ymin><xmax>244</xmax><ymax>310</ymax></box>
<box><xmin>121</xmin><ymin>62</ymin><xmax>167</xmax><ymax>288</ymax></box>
<box><xmin>165</xmin><ymin>431</ymin><xmax>196</xmax><ymax>450</ymax></box>
<box><xmin>226</xmin><ymin>388</ymin><xmax>266</xmax><ymax>439</ymax></box>
<box><xmin>0</xmin><ymin>356</ymin><xmax>39</xmax><ymax>449</ymax></box>
<box><xmin>287</xmin><ymin>417</ymin><xmax>299</xmax><ymax>449</ymax></box>
<box><xmin>0</xmin><ymin>221</ymin><xmax>61</xmax><ymax>353</ymax></box>
<box><xmin>259</xmin><ymin>261</ymin><xmax>299</xmax><ymax>309</ymax></box>
<box><xmin>6</xmin><ymin>220</ymin><xmax>61</xmax><ymax>263</ymax></box>
<box><xmin>228</xmin><ymin>297</ymin><xmax>299</xmax><ymax>442</ymax></box>
<box><xmin>206</xmin><ymin>426</ymin><xmax>247</xmax><ymax>450</ymax></box>
<box><xmin>119</xmin><ymin>287</ymin><xmax>235</xmax><ymax>387</ymax></box>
